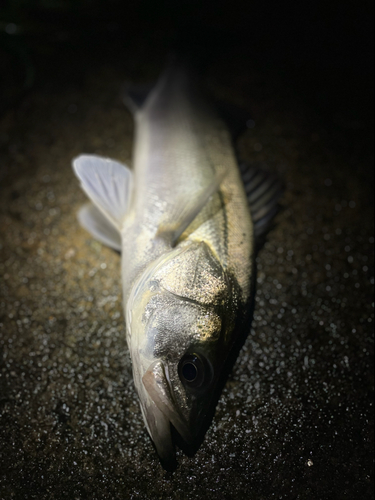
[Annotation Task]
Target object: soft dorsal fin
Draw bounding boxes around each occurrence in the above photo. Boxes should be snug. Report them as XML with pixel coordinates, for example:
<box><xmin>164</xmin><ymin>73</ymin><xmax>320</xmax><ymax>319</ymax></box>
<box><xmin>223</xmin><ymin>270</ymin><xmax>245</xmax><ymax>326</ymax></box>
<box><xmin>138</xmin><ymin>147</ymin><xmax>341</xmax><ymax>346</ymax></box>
<box><xmin>73</xmin><ymin>155</ymin><xmax>133</xmax><ymax>231</ymax></box>
<box><xmin>77</xmin><ymin>203</ymin><xmax>122</xmax><ymax>252</ymax></box>
<box><xmin>215</xmin><ymin>99</ymin><xmax>253</xmax><ymax>141</ymax></box>
<box><xmin>239</xmin><ymin>162</ymin><xmax>284</xmax><ymax>243</ymax></box>
<box><xmin>122</xmin><ymin>83</ymin><xmax>154</xmax><ymax>114</ymax></box>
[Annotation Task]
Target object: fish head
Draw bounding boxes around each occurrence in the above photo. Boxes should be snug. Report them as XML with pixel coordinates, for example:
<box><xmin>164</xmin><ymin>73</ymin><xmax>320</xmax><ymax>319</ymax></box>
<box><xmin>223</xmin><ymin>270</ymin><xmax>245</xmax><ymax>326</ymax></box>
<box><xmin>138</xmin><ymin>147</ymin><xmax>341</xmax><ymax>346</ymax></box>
<box><xmin>126</xmin><ymin>241</ymin><xmax>239</xmax><ymax>462</ymax></box>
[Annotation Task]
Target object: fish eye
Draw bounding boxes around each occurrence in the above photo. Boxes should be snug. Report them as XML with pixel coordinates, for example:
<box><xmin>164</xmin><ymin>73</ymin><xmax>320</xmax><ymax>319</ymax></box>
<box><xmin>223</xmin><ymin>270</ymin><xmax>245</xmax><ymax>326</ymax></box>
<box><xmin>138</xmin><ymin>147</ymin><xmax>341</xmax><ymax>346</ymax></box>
<box><xmin>178</xmin><ymin>353</ymin><xmax>211</xmax><ymax>389</ymax></box>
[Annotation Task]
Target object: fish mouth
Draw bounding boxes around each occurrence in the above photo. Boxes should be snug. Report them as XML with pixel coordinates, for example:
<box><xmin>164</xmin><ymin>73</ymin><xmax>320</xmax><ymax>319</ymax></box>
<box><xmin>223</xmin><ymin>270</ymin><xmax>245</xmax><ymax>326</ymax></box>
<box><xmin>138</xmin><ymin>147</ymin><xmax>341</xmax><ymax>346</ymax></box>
<box><xmin>142</xmin><ymin>360</ymin><xmax>192</xmax><ymax>462</ymax></box>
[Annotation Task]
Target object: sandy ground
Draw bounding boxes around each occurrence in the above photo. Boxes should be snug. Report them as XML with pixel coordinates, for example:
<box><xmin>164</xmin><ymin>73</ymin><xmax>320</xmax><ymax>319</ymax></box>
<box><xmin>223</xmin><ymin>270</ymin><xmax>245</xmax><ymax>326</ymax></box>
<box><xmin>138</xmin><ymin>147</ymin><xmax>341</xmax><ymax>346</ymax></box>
<box><xmin>0</xmin><ymin>45</ymin><xmax>373</xmax><ymax>499</ymax></box>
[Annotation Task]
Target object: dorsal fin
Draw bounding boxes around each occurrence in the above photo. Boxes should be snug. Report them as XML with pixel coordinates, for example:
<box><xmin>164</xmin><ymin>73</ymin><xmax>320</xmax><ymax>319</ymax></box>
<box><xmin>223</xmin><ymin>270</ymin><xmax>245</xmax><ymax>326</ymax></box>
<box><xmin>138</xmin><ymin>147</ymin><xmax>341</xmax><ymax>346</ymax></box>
<box><xmin>122</xmin><ymin>83</ymin><xmax>154</xmax><ymax>114</ymax></box>
<box><xmin>215</xmin><ymin>100</ymin><xmax>253</xmax><ymax>141</ymax></box>
<box><xmin>239</xmin><ymin>162</ymin><xmax>284</xmax><ymax>243</ymax></box>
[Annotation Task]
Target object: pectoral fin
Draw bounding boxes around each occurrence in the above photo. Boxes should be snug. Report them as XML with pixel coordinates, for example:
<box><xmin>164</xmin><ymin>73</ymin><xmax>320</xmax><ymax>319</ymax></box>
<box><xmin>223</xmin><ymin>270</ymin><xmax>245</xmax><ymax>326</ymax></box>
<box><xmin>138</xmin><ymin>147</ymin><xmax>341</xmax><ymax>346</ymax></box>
<box><xmin>73</xmin><ymin>154</ymin><xmax>133</xmax><ymax>231</ymax></box>
<box><xmin>158</xmin><ymin>170</ymin><xmax>226</xmax><ymax>246</ymax></box>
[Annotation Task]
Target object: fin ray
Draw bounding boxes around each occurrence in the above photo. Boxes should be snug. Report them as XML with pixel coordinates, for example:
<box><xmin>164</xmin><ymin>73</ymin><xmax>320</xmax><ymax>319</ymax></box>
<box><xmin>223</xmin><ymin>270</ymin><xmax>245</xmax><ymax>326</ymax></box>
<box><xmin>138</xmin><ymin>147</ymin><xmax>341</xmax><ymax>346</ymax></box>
<box><xmin>77</xmin><ymin>203</ymin><xmax>122</xmax><ymax>251</ymax></box>
<box><xmin>240</xmin><ymin>163</ymin><xmax>283</xmax><ymax>241</ymax></box>
<box><xmin>73</xmin><ymin>155</ymin><xmax>133</xmax><ymax>231</ymax></box>
<box><xmin>158</xmin><ymin>170</ymin><xmax>227</xmax><ymax>246</ymax></box>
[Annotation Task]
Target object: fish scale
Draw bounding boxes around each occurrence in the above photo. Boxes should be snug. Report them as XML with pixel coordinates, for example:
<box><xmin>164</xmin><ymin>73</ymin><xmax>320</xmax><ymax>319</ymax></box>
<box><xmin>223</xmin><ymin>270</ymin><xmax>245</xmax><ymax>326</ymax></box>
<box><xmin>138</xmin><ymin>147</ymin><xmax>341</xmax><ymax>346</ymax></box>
<box><xmin>73</xmin><ymin>63</ymin><xmax>281</xmax><ymax>465</ymax></box>
<box><xmin>123</xmin><ymin>66</ymin><xmax>253</xmax><ymax>302</ymax></box>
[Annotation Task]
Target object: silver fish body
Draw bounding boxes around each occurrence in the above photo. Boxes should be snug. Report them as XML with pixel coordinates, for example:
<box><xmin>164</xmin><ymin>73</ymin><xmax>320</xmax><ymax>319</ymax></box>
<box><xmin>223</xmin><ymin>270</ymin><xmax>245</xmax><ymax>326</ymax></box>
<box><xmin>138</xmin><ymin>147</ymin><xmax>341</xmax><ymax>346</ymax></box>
<box><xmin>73</xmin><ymin>65</ymin><xmax>275</xmax><ymax>463</ymax></box>
<box><xmin>121</xmin><ymin>68</ymin><xmax>254</xmax><ymax>300</ymax></box>
<box><xmin>122</xmin><ymin>68</ymin><xmax>254</xmax><ymax>459</ymax></box>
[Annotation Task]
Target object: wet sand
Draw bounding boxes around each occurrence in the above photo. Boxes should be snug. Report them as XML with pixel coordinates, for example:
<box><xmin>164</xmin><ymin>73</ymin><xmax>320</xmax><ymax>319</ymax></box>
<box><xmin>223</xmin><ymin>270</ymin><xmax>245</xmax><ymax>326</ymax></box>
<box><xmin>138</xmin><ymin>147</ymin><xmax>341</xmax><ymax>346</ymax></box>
<box><xmin>0</xmin><ymin>38</ymin><xmax>373</xmax><ymax>499</ymax></box>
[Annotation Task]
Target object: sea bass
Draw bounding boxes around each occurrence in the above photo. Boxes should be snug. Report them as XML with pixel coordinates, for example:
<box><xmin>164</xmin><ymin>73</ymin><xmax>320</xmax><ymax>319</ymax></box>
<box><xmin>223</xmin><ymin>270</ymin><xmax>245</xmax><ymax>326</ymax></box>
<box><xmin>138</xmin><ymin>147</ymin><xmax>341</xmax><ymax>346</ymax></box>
<box><xmin>72</xmin><ymin>65</ymin><xmax>281</xmax><ymax>463</ymax></box>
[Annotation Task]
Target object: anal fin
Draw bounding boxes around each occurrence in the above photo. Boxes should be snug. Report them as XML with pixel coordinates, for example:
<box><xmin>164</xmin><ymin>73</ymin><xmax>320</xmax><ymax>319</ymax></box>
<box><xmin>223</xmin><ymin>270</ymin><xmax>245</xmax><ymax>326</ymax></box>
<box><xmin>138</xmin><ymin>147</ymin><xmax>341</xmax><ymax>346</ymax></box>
<box><xmin>73</xmin><ymin>154</ymin><xmax>133</xmax><ymax>231</ymax></box>
<box><xmin>78</xmin><ymin>203</ymin><xmax>122</xmax><ymax>252</ymax></box>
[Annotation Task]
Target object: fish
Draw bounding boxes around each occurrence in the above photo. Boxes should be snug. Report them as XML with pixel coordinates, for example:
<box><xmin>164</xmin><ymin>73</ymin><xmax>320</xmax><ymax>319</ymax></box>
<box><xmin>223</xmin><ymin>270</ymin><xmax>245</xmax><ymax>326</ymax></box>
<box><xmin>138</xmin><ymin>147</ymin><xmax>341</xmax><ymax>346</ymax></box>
<box><xmin>72</xmin><ymin>63</ymin><xmax>282</xmax><ymax>464</ymax></box>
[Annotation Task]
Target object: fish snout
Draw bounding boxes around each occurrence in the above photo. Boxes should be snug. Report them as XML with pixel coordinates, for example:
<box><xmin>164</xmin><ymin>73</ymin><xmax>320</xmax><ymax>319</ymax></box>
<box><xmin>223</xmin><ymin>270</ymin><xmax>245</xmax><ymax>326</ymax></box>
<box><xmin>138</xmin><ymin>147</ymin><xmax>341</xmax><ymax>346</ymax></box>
<box><xmin>141</xmin><ymin>360</ymin><xmax>193</xmax><ymax>459</ymax></box>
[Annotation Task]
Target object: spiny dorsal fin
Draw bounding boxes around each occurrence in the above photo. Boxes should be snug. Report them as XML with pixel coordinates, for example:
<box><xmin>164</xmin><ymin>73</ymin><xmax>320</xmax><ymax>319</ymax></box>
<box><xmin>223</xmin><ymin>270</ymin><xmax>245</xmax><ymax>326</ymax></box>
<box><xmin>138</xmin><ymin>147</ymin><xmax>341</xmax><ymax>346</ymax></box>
<box><xmin>239</xmin><ymin>162</ymin><xmax>284</xmax><ymax>242</ymax></box>
<box><xmin>73</xmin><ymin>154</ymin><xmax>133</xmax><ymax>231</ymax></box>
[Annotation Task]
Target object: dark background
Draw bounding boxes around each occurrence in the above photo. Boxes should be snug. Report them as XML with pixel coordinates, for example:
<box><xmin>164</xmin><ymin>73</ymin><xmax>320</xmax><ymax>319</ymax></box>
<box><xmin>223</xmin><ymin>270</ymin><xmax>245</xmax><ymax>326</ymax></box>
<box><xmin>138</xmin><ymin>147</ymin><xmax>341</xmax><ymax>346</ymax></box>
<box><xmin>1</xmin><ymin>0</ymin><xmax>373</xmax><ymax>128</ymax></box>
<box><xmin>0</xmin><ymin>1</ymin><xmax>373</xmax><ymax>499</ymax></box>
<box><xmin>1</xmin><ymin>0</ymin><xmax>373</xmax><ymax>201</ymax></box>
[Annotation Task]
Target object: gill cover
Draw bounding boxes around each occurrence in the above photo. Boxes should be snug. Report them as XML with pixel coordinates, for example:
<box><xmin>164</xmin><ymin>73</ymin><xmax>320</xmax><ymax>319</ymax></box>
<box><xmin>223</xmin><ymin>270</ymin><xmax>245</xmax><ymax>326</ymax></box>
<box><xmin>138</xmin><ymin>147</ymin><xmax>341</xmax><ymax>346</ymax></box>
<box><xmin>126</xmin><ymin>241</ymin><xmax>232</xmax><ymax>460</ymax></box>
